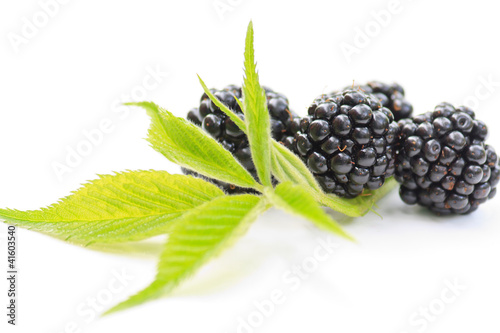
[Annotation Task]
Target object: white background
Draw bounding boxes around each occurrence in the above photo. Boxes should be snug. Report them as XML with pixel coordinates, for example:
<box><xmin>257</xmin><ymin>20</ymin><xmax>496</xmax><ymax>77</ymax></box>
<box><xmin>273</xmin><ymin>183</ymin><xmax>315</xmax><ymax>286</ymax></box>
<box><xmin>1</xmin><ymin>0</ymin><xmax>500</xmax><ymax>332</ymax></box>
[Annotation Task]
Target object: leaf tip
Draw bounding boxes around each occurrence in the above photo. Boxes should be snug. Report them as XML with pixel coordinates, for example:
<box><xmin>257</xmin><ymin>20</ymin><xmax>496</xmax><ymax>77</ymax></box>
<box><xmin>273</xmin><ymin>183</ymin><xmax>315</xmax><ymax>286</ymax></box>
<box><xmin>341</xmin><ymin>231</ymin><xmax>357</xmax><ymax>243</ymax></box>
<box><xmin>101</xmin><ymin>305</ymin><xmax>120</xmax><ymax>317</ymax></box>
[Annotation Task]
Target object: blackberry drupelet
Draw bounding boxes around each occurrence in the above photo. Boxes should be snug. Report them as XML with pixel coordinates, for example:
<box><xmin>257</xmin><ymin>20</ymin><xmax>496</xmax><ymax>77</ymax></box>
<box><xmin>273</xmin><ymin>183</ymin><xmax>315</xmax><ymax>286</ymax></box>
<box><xmin>185</xmin><ymin>85</ymin><xmax>300</xmax><ymax>193</ymax></box>
<box><xmin>344</xmin><ymin>81</ymin><xmax>413</xmax><ymax>121</ymax></box>
<box><xmin>395</xmin><ymin>103</ymin><xmax>499</xmax><ymax>215</ymax></box>
<box><xmin>297</xmin><ymin>89</ymin><xmax>399</xmax><ymax>198</ymax></box>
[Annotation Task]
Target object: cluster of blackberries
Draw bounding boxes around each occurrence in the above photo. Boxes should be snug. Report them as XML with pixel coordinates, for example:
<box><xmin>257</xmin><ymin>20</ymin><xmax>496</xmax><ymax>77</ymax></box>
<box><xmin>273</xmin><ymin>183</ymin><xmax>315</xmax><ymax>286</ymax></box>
<box><xmin>185</xmin><ymin>81</ymin><xmax>499</xmax><ymax>215</ymax></box>
<box><xmin>184</xmin><ymin>85</ymin><xmax>299</xmax><ymax>193</ymax></box>
<box><xmin>395</xmin><ymin>103</ymin><xmax>499</xmax><ymax>215</ymax></box>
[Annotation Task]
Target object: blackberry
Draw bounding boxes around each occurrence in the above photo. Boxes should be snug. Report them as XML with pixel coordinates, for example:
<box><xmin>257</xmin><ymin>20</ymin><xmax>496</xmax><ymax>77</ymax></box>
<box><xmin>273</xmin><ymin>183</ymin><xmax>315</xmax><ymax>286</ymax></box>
<box><xmin>296</xmin><ymin>89</ymin><xmax>399</xmax><ymax>198</ymax></box>
<box><xmin>344</xmin><ymin>81</ymin><xmax>413</xmax><ymax>121</ymax></box>
<box><xmin>395</xmin><ymin>103</ymin><xmax>499</xmax><ymax>215</ymax></box>
<box><xmin>185</xmin><ymin>85</ymin><xmax>299</xmax><ymax>193</ymax></box>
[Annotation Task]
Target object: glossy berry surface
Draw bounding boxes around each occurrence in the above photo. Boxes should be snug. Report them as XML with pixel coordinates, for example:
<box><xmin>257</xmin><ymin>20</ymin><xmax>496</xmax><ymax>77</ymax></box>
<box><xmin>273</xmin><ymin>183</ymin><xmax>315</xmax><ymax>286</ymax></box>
<box><xmin>295</xmin><ymin>89</ymin><xmax>399</xmax><ymax>198</ymax></box>
<box><xmin>345</xmin><ymin>81</ymin><xmax>414</xmax><ymax>121</ymax></box>
<box><xmin>395</xmin><ymin>103</ymin><xmax>499</xmax><ymax>215</ymax></box>
<box><xmin>185</xmin><ymin>85</ymin><xmax>299</xmax><ymax>193</ymax></box>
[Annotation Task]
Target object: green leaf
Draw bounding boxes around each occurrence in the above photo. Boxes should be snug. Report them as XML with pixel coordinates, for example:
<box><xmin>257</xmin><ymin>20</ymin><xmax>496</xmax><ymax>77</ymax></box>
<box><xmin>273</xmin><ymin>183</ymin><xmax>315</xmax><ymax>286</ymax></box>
<box><xmin>269</xmin><ymin>141</ymin><xmax>363</xmax><ymax>217</ymax></box>
<box><xmin>316</xmin><ymin>177</ymin><xmax>398</xmax><ymax>217</ymax></box>
<box><xmin>189</xmin><ymin>88</ymin><xmax>323</xmax><ymax>195</ymax></box>
<box><xmin>131</xmin><ymin>101</ymin><xmax>260</xmax><ymax>191</ymax></box>
<box><xmin>0</xmin><ymin>171</ymin><xmax>225</xmax><ymax>244</ymax></box>
<box><xmin>271</xmin><ymin>140</ymin><xmax>322</xmax><ymax>192</ymax></box>
<box><xmin>104</xmin><ymin>194</ymin><xmax>266</xmax><ymax>314</ymax></box>
<box><xmin>197</xmin><ymin>75</ymin><xmax>246</xmax><ymax>130</ymax></box>
<box><xmin>269</xmin><ymin>140</ymin><xmax>397</xmax><ymax>217</ymax></box>
<box><xmin>265</xmin><ymin>182</ymin><xmax>353</xmax><ymax>241</ymax></box>
<box><xmin>241</xmin><ymin>21</ymin><xmax>272</xmax><ymax>186</ymax></box>
<box><xmin>365</xmin><ymin>177</ymin><xmax>398</xmax><ymax>205</ymax></box>
<box><xmin>198</xmin><ymin>74</ymin><xmax>324</xmax><ymax>197</ymax></box>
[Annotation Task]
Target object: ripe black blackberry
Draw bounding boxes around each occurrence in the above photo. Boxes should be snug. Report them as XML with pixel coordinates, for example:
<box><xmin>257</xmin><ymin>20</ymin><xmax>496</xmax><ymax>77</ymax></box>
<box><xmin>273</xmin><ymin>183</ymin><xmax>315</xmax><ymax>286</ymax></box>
<box><xmin>344</xmin><ymin>81</ymin><xmax>413</xmax><ymax>121</ymax></box>
<box><xmin>396</xmin><ymin>103</ymin><xmax>499</xmax><ymax>215</ymax></box>
<box><xmin>185</xmin><ymin>85</ymin><xmax>300</xmax><ymax>193</ymax></box>
<box><xmin>296</xmin><ymin>89</ymin><xmax>399</xmax><ymax>198</ymax></box>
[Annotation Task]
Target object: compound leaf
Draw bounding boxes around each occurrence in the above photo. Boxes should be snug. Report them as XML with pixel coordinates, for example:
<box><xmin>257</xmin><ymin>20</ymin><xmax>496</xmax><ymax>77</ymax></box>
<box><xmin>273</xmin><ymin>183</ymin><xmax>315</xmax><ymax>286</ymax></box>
<box><xmin>105</xmin><ymin>194</ymin><xmax>266</xmax><ymax>314</ymax></box>
<box><xmin>0</xmin><ymin>170</ymin><xmax>224</xmax><ymax>244</ymax></box>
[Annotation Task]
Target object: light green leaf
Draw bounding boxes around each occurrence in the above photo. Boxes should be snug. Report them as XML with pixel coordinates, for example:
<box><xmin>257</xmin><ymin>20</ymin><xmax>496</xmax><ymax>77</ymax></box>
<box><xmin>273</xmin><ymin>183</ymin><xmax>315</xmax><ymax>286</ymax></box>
<box><xmin>270</xmin><ymin>140</ymin><xmax>396</xmax><ymax>217</ymax></box>
<box><xmin>364</xmin><ymin>177</ymin><xmax>398</xmax><ymax>206</ymax></box>
<box><xmin>271</xmin><ymin>140</ymin><xmax>322</xmax><ymax>193</ymax></box>
<box><xmin>198</xmin><ymin>73</ymin><xmax>323</xmax><ymax>196</ymax></box>
<box><xmin>189</xmin><ymin>88</ymin><xmax>321</xmax><ymax>194</ymax></box>
<box><xmin>197</xmin><ymin>75</ymin><xmax>246</xmax><ymax>130</ymax></box>
<box><xmin>241</xmin><ymin>21</ymin><xmax>272</xmax><ymax>186</ymax></box>
<box><xmin>270</xmin><ymin>140</ymin><xmax>363</xmax><ymax>217</ymax></box>
<box><xmin>315</xmin><ymin>177</ymin><xmax>398</xmax><ymax>217</ymax></box>
<box><xmin>131</xmin><ymin>101</ymin><xmax>260</xmax><ymax>191</ymax></box>
<box><xmin>266</xmin><ymin>182</ymin><xmax>353</xmax><ymax>241</ymax></box>
<box><xmin>0</xmin><ymin>171</ymin><xmax>224</xmax><ymax>244</ymax></box>
<box><xmin>104</xmin><ymin>194</ymin><xmax>266</xmax><ymax>314</ymax></box>
<box><xmin>233</xmin><ymin>93</ymin><xmax>246</xmax><ymax>115</ymax></box>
